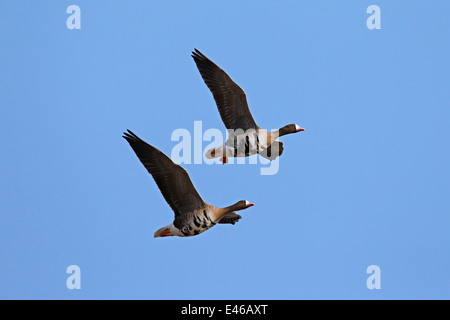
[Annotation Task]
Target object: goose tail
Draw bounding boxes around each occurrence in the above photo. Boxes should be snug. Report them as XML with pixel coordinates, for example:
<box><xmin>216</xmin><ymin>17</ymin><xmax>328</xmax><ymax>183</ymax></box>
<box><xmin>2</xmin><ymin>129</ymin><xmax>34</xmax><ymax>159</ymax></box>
<box><xmin>205</xmin><ymin>145</ymin><xmax>224</xmax><ymax>159</ymax></box>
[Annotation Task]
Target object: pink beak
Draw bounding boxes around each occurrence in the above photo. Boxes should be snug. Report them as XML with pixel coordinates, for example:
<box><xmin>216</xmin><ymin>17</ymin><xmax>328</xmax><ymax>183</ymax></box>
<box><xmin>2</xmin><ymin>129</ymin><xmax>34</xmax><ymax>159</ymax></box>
<box><xmin>297</xmin><ymin>127</ymin><xmax>305</xmax><ymax>132</ymax></box>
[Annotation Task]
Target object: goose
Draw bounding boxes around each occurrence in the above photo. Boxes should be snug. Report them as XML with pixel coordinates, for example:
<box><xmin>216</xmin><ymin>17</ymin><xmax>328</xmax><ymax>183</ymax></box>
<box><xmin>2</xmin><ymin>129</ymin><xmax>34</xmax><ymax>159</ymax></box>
<box><xmin>123</xmin><ymin>130</ymin><xmax>255</xmax><ymax>237</ymax></box>
<box><xmin>192</xmin><ymin>49</ymin><xmax>305</xmax><ymax>164</ymax></box>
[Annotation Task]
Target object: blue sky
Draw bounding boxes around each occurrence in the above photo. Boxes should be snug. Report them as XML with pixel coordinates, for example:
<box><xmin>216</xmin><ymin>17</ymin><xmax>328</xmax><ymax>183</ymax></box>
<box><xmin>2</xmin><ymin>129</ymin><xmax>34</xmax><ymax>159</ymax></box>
<box><xmin>0</xmin><ymin>1</ymin><xmax>449</xmax><ymax>299</ymax></box>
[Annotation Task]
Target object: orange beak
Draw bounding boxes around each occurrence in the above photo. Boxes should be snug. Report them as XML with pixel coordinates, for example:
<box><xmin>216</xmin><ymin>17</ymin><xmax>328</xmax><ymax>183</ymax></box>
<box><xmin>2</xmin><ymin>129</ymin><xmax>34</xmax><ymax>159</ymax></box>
<box><xmin>297</xmin><ymin>127</ymin><xmax>305</xmax><ymax>132</ymax></box>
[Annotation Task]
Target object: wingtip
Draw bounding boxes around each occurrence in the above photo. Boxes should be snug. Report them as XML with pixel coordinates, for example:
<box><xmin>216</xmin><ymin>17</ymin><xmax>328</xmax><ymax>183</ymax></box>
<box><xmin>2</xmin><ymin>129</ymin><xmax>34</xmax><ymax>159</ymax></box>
<box><xmin>122</xmin><ymin>129</ymin><xmax>140</xmax><ymax>142</ymax></box>
<box><xmin>192</xmin><ymin>48</ymin><xmax>206</xmax><ymax>61</ymax></box>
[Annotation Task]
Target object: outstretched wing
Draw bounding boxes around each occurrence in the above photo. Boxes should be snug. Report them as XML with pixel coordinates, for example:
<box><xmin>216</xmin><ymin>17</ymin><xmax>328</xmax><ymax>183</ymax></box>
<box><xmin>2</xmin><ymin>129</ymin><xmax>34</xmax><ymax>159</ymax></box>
<box><xmin>259</xmin><ymin>141</ymin><xmax>284</xmax><ymax>161</ymax></box>
<box><xmin>218</xmin><ymin>212</ymin><xmax>242</xmax><ymax>225</ymax></box>
<box><xmin>123</xmin><ymin>130</ymin><xmax>205</xmax><ymax>217</ymax></box>
<box><xmin>192</xmin><ymin>49</ymin><xmax>258</xmax><ymax>131</ymax></box>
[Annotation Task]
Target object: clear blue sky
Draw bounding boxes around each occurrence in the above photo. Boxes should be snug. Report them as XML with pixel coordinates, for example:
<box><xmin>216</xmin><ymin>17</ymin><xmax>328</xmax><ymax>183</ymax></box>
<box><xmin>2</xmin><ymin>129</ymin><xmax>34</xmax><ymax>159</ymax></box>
<box><xmin>1</xmin><ymin>1</ymin><xmax>449</xmax><ymax>299</ymax></box>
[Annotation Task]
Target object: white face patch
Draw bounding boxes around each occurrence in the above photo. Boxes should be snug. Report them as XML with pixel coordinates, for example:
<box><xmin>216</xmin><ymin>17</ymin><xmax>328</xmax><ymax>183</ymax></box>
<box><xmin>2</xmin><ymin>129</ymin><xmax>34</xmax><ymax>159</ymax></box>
<box><xmin>295</xmin><ymin>124</ymin><xmax>301</xmax><ymax>131</ymax></box>
<box><xmin>245</xmin><ymin>200</ymin><xmax>251</xmax><ymax>206</ymax></box>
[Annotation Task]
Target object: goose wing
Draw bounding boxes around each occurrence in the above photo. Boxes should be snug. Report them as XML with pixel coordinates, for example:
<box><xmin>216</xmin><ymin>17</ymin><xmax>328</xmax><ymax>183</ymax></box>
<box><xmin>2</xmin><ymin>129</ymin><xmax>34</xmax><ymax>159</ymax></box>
<box><xmin>259</xmin><ymin>141</ymin><xmax>284</xmax><ymax>160</ymax></box>
<box><xmin>123</xmin><ymin>130</ymin><xmax>205</xmax><ymax>217</ymax></box>
<box><xmin>192</xmin><ymin>49</ymin><xmax>258</xmax><ymax>131</ymax></box>
<box><xmin>218</xmin><ymin>212</ymin><xmax>242</xmax><ymax>225</ymax></box>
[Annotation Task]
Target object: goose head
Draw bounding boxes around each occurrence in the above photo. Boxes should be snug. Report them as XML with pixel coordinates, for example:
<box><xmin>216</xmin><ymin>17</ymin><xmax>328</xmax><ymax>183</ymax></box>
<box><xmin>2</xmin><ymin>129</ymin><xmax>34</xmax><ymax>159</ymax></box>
<box><xmin>243</xmin><ymin>200</ymin><xmax>255</xmax><ymax>208</ymax></box>
<box><xmin>230</xmin><ymin>200</ymin><xmax>255</xmax><ymax>212</ymax></box>
<box><xmin>278</xmin><ymin>124</ymin><xmax>305</xmax><ymax>137</ymax></box>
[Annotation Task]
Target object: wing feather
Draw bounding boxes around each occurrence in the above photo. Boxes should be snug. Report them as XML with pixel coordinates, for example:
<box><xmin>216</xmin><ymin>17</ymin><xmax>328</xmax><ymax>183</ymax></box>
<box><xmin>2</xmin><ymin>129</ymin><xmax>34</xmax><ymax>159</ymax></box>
<box><xmin>123</xmin><ymin>130</ymin><xmax>205</xmax><ymax>217</ymax></box>
<box><xmin>192</xmin><ymin>49</ymin><xmax>258</xmax><ymax>131</ymax></box>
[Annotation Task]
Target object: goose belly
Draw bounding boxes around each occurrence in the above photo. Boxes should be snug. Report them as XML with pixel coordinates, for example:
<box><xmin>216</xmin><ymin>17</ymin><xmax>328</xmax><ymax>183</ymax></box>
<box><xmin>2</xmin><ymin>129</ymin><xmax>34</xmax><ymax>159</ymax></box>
<box><xmin>225</xmin><ymin>132</ymin><xmax>266</xmax><ymax>157</ymax></box>
<box><xmin>180</xmin><ymin>210</ymin><xmax>217</xmax><ymax>237</ymax></box>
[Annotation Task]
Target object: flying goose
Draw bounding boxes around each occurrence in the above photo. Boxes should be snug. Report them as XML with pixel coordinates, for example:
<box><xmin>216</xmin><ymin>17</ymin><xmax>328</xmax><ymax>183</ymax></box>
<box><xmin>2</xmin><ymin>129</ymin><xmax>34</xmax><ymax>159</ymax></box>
<box><xmin>192</xmin><ymin>49</ymin><xmax>305</xmax><ymax>163</ymax></box>
<box><xmin>123</xmin><ymin>130</ymin><xmax>254</xmax><ymax>237</ymax></box>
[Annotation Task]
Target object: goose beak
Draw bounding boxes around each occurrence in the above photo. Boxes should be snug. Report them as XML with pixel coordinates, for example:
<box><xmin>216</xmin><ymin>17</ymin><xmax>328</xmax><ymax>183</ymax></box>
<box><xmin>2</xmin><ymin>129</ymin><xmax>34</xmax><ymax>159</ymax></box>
<box><xmin>244</xmin><ymin>200</ymin><xmax>255</xmax><ymax>207</ymax></box>
<box><xmin>295</xmin><ymin>124</ymin><xmax>305</xmax><ymax>132</ymax></box>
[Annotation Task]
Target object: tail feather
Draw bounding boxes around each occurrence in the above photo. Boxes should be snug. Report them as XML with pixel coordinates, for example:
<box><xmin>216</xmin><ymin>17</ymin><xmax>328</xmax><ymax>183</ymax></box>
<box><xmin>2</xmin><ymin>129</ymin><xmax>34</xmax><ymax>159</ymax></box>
<box><xmin>154</xmin><ymin>225</ymin><xmax>172</xmax><ymax>238</ymax></box>
<box><xmin>206</xmin><ymin>146</ymin><xmax>224</xmax><ymax>159</ymax></box>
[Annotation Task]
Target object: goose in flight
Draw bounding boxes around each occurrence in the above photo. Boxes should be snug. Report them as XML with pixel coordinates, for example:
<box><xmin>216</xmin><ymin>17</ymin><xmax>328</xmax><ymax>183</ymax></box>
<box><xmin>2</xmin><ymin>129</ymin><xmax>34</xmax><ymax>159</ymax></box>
<box><xmin>123</xmin><ymin>130</ymin><xmax>255</xmax><ymax>237</ymax></box>
<box><xmin>192</xmin><ymin>49</ymin><xmax>305</xmax><ymax>163</ymax></box>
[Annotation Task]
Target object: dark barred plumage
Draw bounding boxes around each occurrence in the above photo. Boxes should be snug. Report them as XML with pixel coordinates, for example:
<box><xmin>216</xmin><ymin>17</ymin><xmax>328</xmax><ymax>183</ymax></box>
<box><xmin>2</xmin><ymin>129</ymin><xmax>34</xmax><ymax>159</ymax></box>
<box><xmin>227</xmin><ymin>130</ymin><xmax>261</xmax><ymax>158</ymax></box>
<box><xmin>176</xmin><ymin>209</ymin><xmax>218</xmax><ymax>236</ymax></box>
<box><xmin>193</xmin><ymin>49</ymin><xmax>304</xmax><ymax>163</ymax></box>
<box><xmin>123</xmin><ymin>129</ymin><xmax>254</xmax><ymax>238</ymax></box>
